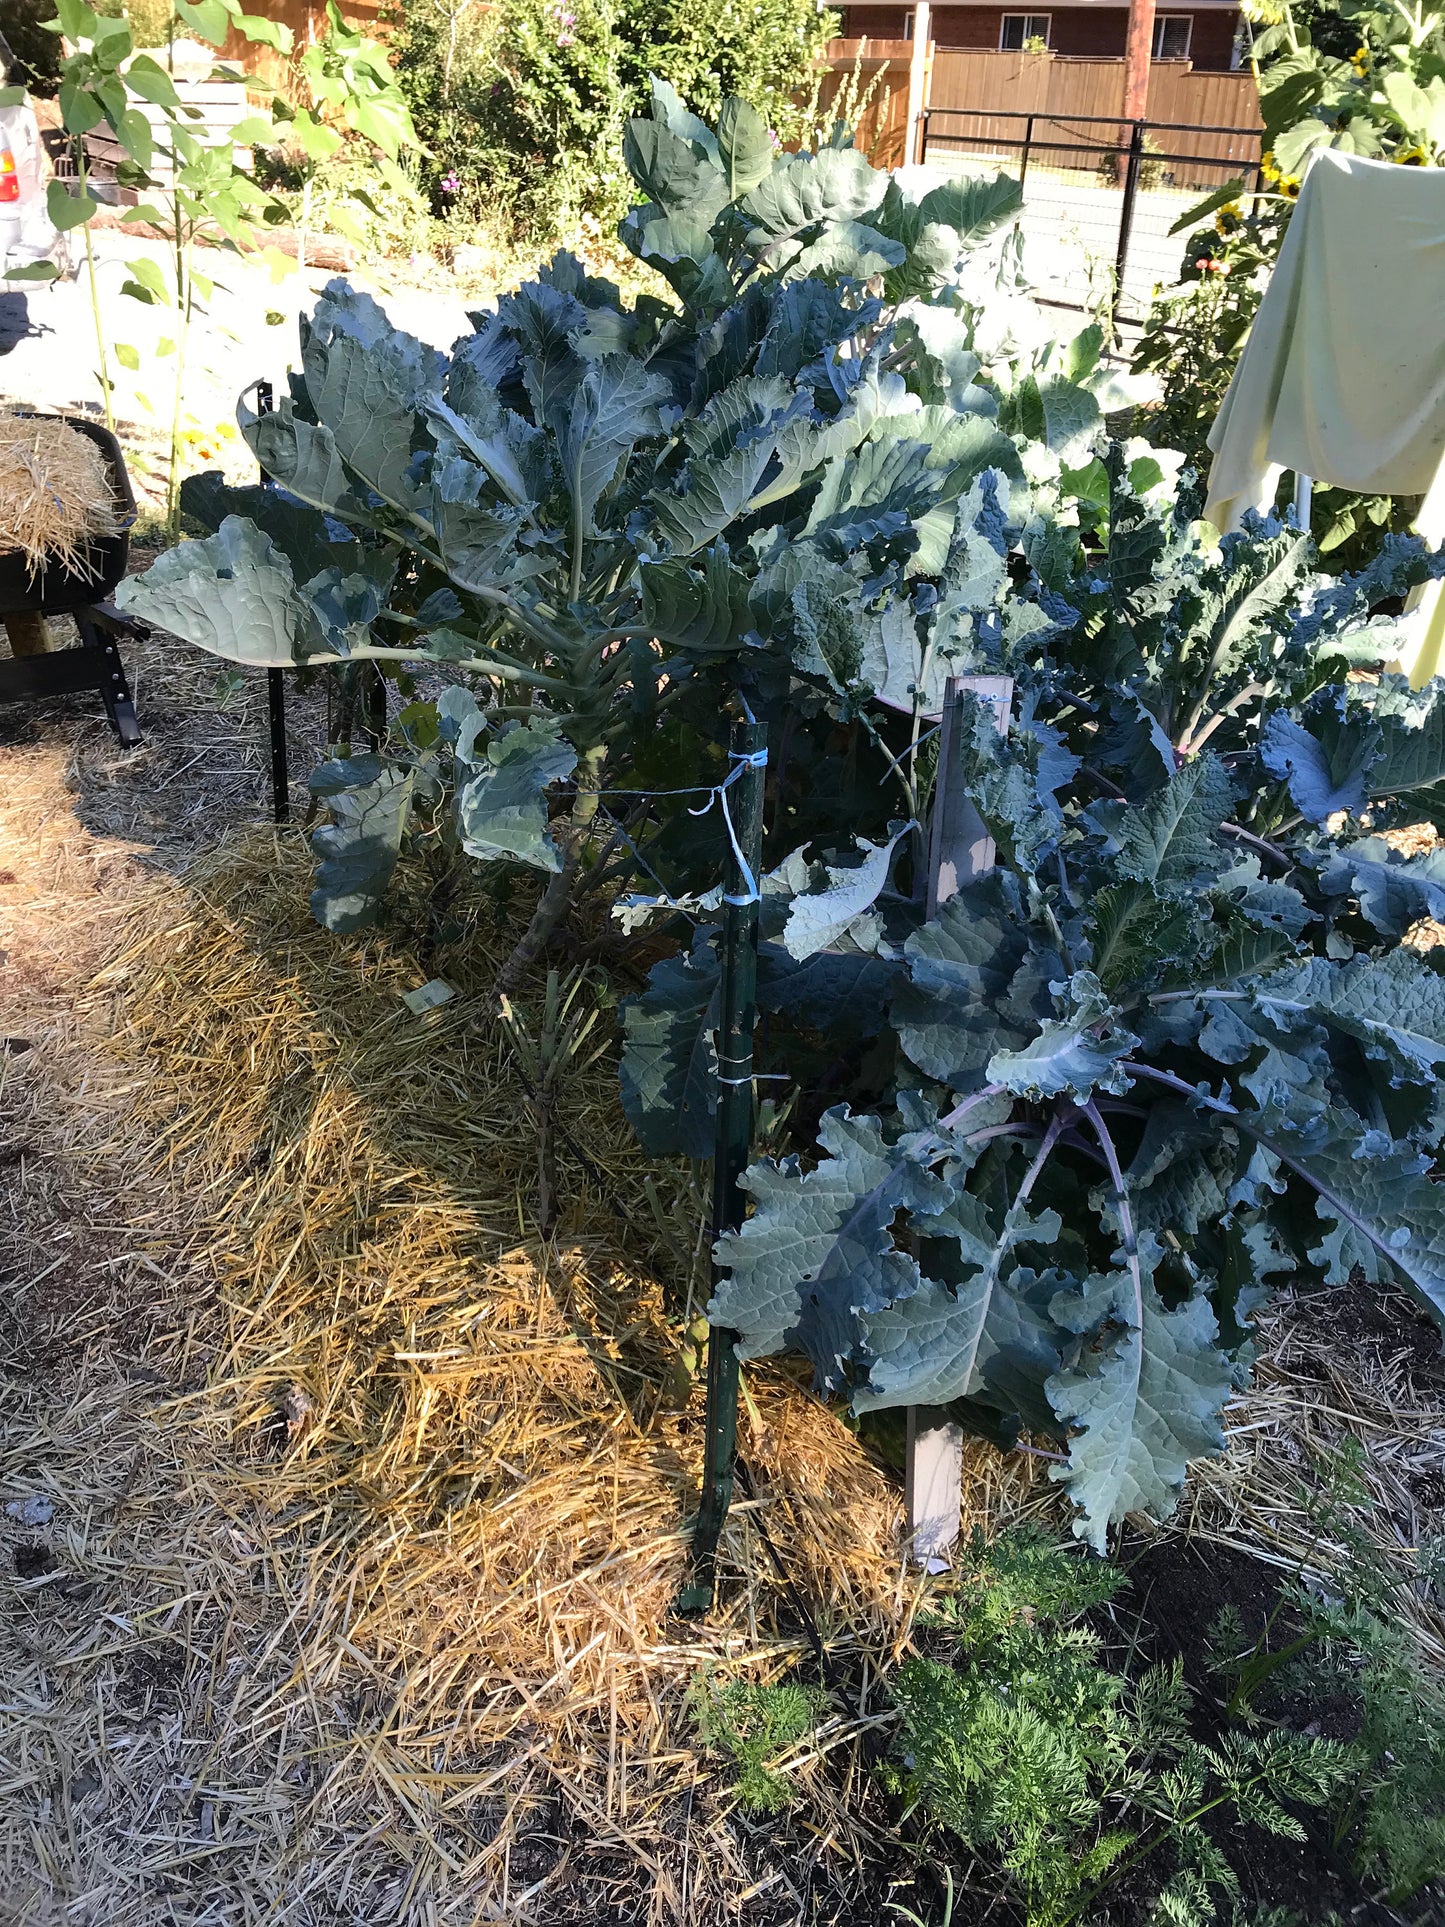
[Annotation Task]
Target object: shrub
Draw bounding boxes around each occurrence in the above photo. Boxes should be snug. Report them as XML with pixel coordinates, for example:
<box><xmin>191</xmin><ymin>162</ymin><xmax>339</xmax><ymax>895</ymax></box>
<box><xmin>388</xmin><ymin>0</ymin><xmax>836</xmax><ymax>241</ymax></box>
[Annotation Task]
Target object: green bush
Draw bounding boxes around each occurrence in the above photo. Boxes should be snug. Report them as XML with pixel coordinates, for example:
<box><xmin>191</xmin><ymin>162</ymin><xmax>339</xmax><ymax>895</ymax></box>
<box><xmin>387</xmin><ymin>0</ymin><xmax>836</xmax><ymax>242</ymax></box>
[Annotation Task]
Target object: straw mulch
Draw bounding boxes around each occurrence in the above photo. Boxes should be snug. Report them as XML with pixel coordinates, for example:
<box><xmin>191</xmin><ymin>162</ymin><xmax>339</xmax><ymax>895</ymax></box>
<box><xmin>4</xmin><ymin>657</ymin><xmax>1445</xmax><ymax>1923</ymax></box>
<box><xmin>0</xmin><ymin>412</ymin><xmax>121</xmax><ymax>579</ymax></box>
<box><xmin>1186</xmin><ymin>1287</ymin><xmax>1445</xmax><ymax>1665</ymax></box>
<box><xmin>0</xmin><ymin>764</ymin><xmax>1047</xmax><ymax>1925</ymax></box>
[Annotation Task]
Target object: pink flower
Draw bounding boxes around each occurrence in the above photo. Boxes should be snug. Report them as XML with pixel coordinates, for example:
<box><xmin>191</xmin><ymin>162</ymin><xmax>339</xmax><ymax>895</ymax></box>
<box><xmin>441</xmin><ymin>170</ymin><xmax>461</xmax><ymax>194</ymax></box>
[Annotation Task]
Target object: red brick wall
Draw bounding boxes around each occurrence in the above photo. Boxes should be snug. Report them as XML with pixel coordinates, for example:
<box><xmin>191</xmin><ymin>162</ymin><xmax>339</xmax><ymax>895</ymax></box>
<box><xmin>841</xmin><ymin>5</ymin><xmax>919</xmax><ymax>35</ymax></box>
<box><xmin>837</xmin><ymin>6</ymin><xmax>1239</xmax><ymax>70</ymax></box>
<box><xmin>1049</xmin><ymin>10</ymin><xmax>1127</xmax><ymax>55</ymax></box>
<box><xmin>931</xmin><ymin>6</ymin><xmax>1007</xmax><ymax>48</ymax></box>
<box><xmin>1181</xmin><ymin>9</ymin><xmax>1238</xmax><ymax>70</ymax></box>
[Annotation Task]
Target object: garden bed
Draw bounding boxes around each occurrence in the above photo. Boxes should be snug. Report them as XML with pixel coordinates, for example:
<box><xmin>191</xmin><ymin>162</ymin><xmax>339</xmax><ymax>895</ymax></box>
<box><xmin>2</xmin><ymin>613</ymin><xmax>1443</xmax><ymax>1924</ymax></box>
<box><xmin>0</xmin><ymin>625</ymin><xmax>1023</xmax><ymax>1921</ymax></box>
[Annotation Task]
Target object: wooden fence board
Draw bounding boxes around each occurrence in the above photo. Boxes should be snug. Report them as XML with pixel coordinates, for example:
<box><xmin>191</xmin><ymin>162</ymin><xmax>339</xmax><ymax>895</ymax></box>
<box><xmin>823</xmin><ymin>42</ymin><xmax>1262</xmax><ymax>184</ymax></box>
<box><xmin>219</xmin><ymin>0</ymin><xmax>386</xmax><ymax>92</ymax></box>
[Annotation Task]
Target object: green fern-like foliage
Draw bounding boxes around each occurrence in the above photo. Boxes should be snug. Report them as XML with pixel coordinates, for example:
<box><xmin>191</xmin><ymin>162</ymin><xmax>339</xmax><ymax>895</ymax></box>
<box><xmin>1203</xmin><ymin>1439</ymin><xmax>1445</xmax><ymax>1905</ymax></box>
<box><xmin>891</xmin><ymin>1529</ymin><xmax>1150</xmax><ymax>1925</ymax></box>
<box><xmin>688</xmin><ymin>1668</ymin><xmax>825</xmax><ymax>1814</ymax></box>
<box><xmin>890</xmin><ymin>1529</ymin><xmax>1356</xmax><ymax>1927</ymax></box>
<box><xmin>1285</xmin><ymin>1601</ymin><xmax>1445</xmax><ymax>1905</ymax></box>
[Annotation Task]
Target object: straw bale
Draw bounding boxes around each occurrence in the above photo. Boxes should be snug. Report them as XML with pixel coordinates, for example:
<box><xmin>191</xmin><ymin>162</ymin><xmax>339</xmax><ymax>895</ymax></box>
<box><xmin>0</xmin><ymin>412</ymin><xmax>122</xmax><ymax>580</ymax></box>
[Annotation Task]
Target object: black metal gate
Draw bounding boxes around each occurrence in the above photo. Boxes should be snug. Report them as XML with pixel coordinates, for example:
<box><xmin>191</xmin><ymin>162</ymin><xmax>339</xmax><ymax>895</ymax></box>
<box><xmin>919</xmin><ymin>108</ymin><xmax>1264</xmax><ymax>329</ymax></box>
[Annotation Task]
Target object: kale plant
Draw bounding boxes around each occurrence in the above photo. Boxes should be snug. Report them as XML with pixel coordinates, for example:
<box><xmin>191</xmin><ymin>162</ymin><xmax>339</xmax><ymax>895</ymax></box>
<box><xmin>117</xmin><ymin>81</ymin><xmax>1127</xmax><ymax>977</ymax></box>
<box><xmin>117</xmin><ymin>86</ymin><xmax>1445</xmax><ymax>1550</ymax></box>
<box><xmin>704</xmin><ymin>467</ymin><xmax>1445</xmax><ymax>1548</ymax></box>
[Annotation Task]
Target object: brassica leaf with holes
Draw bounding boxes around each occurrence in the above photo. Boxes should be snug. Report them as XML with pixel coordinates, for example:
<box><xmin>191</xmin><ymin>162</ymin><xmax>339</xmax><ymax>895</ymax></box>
<box><xmin>116</xmin><ymin>517</ymin><xmax>326</xmax><ymax>665</ymax></box>
<box><xmin>454</xmin><ymin>718</ymin><xmax>576</xmax><ymax>869</ymax></box>
<box><xmin>308</xmin><ymin>754</ymin><xmax>417</xmax><ymax>933</ymax></box>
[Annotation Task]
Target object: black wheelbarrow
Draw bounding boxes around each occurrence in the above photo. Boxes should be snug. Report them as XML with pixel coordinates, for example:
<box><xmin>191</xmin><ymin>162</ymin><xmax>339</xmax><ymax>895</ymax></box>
<box><xmin>0</xmin><ymin>414</ymin><xmax>143</xmax><ymax>747</ymax></box>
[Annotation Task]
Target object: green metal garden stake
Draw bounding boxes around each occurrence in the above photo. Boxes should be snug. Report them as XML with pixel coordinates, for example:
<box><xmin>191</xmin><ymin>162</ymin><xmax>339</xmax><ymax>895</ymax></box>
<box><xmin>678</xmin><ymin>717</ymin><xmax>768</xmax><ymax>1615</ymax></box>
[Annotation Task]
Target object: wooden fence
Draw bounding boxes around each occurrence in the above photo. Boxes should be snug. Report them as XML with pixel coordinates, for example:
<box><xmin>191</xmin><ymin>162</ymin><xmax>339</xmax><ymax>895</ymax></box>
<box><xmin>219</xmin><ymin>0</ymin><xmax>386</xmax><ymax>92</ymax></box>
<box><xmin>823</xmin><ymin>41</ymin><xmax>1261</xmax><ymax>180</ymax></box>
<box><xmin>813</xmin><ymin>40</ymin><xmax>918</xmax><ymax>168</ymax></box>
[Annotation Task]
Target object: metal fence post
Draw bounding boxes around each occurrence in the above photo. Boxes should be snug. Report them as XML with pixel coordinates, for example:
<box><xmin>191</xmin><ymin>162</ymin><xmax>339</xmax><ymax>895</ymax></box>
<box><xmin>678</xmin><ymin>717</ymin><xmax>768</xmax><ymax>1615</ymax></box>
<box><xmin>254</xmin><ymin>378</ymin><xmax>290</xmax><ymax>827</ymax></box>
<box><xmin>1113</xmin><ymin>118</ymin><xmax>1146</xmax><ymax>325</ymax></box>
<box><xmin>267</xmin><ymin>669</ymin><xmax>289</xmax><ymax>824</ymax></box>
<box><xmin>1019</xmin><ymin>111</ymin><xmax>1034</xmax><ymax>189</ymax></box>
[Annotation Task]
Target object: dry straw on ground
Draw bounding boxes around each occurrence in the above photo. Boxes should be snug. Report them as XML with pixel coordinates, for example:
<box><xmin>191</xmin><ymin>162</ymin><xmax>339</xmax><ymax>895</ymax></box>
<box><xmin>4</xmin><ymin>675</ymin><xmax>1445</xmax><ymax>1924</ymax></box>
<box><xmin>0</xmin><ymin>792</ymin><xmax>1048</xmax><ymax>1925</ymax></box>
<box><xmin>0</xmin><ymin>412</ymin><xmax>121</xmax><ymax>579</ymax></box>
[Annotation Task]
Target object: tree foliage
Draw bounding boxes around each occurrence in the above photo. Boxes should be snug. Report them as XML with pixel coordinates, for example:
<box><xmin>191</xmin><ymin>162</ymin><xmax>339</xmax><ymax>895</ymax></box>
<box><xmin>388</xmin><ymin>0</ymin><xmax>837</xmax><ymax>238</ymax></box>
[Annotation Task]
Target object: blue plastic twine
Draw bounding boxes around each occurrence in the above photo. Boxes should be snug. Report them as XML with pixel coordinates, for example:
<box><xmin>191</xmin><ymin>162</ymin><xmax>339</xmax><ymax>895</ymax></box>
<box><xmin>688</xmin><ymin>745</ymin><xmax>769</xmax><ymax>907</ymax></box>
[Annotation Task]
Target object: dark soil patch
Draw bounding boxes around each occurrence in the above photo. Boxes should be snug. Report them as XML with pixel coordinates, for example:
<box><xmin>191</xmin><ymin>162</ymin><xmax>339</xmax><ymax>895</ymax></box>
<box><xmin>1108</xmin><ymin>1534</ymin><xmax>1432</xmax><ymax>1927</ymax></box>
<box><xmin>1123</xmin><ymin>1534</ymin><xmax>1284</xmax><ymax>1666</ymax></box>
<box><xmin>12</xmin><ymin>1541</ymin><xmax>57</xmax><ymax>1580</ymax></box>
<box><xmin>1290</xmin><ymin>1282</ymin><xmax>1445</xmax><ymax>1390</ymax></box>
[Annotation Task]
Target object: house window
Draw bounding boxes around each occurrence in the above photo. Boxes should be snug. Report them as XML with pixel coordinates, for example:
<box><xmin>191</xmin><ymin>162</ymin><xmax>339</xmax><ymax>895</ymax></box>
<box><xmin>1152</xmin><ymin>14</ymin><xmax>1193</xmax><ymax>58</ymax></box>
<box><xmin>903</xmin><ymin>8</ymin><xmax>914</xmax><ymax>33</ymax></box>
<box><xmin>999</xmin><ymin>13</ymin><xmax>1051</xmax><ymax>49</ymax></box>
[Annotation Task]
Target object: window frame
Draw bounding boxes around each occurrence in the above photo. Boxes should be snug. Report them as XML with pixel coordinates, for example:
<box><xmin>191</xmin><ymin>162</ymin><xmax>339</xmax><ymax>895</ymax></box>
<box><xmin>998</xmin><ymin>12</ymin><xmax>1052</xmax><ymax>50</ymax></box>
<box><xmin>1151</xmin><ymin>13</ymin><xmax>1194</xmax><ymax>59</ymax></box>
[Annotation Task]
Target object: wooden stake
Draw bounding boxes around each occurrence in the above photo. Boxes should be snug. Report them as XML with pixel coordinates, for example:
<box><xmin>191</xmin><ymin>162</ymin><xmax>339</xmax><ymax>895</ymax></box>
<box><xmin>4</xmin><ymin>614</ymin><xmax>54</xmax><ymax>658</ymax></box>
<box><xmin>1122</xmin><ymin>0</ymin><xmax>1157</xmax><ymax>129</ymax></box>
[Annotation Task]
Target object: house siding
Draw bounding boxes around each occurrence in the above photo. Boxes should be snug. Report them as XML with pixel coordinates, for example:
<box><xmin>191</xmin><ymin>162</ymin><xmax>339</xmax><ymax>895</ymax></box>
<box><xmin>838</xmin><ymin>5</ymin><xmax>1239</xmax><ymax>69</ymax></box>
